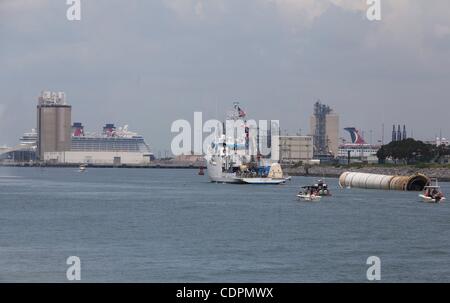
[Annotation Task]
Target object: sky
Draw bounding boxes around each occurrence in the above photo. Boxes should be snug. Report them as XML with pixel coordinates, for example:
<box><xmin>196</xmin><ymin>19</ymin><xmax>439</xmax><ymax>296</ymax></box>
<box><xmin>1</xmin><ymin>0</ymin><xmax>450</xmax><ymax>154</ymax></box>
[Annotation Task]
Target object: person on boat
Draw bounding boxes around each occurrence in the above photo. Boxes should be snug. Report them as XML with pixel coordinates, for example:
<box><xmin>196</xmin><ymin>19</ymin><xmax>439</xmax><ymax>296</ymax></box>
<box><xmin>316</xmin><ymin>179</ymin><xmax>329</xmax><ymax>196</ymax></box>
<box><xmin>434</xmin><ymin>190</ymin><xmax>444</xmax><ymax>200</ymax></box>
<box><xmin>317</xmin><ymin>180</ymin><xmax>323</xmax><ymax>190</ymax></box>
<box><xmin>431</xmin><ymin>188</ymin><xmax>438</xmax><ymax>199</ymax></box>
<box><xmin>321</xmin><ymin>184</ymin><xmax>328</xmax><ymax>195</ymax></box>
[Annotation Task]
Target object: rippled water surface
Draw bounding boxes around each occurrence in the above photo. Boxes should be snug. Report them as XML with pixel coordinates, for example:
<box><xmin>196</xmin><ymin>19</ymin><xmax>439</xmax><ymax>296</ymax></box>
<box><xmin>0</xmin><ymin>167</ymin><xmax>449</xmax><ymax>282</ymax></box>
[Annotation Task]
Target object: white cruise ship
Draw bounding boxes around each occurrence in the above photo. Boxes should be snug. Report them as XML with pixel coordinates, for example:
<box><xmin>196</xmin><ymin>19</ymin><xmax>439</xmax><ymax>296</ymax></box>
<box><xmin>71</xmin><ymin>123</ymin><xmax>153</xmax><ymax>156</ymax></box>
<box><xmin>19</xmin><ymin>129</ymin><xmax>38</xmax><ymax>146</ymax></box>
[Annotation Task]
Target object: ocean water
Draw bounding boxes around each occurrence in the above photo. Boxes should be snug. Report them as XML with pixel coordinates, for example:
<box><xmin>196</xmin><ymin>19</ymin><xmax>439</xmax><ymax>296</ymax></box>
<box><xmin>0</xmin><ymin>167</ymin><xmax>449</xmax><ymax>282</ymax></box>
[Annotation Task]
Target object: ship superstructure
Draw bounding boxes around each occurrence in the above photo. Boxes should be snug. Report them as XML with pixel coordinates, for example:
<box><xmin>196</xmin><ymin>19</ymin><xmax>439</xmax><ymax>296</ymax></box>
<box><xmin>338</xmin><ymin>127</ymin><xmax>380</xmax><ymax>162</ymax></box>
<box><xmin>205</xmin><ymin>103</ymin><xmax>288</xmax><ymax>184</ymax></box>
<box><xmin>42</xmin><ymin>122</ymin><xmax>154</xmax><ymax>165</ymax></box>
<box><xmin>205</xmin><ymin>103</ymin><xmax>251</xmax><ymax>183</ymax></box>
<box><xmin>71</xmin><ymin>123</ymin><xmax>152</xmax><ymax>154</ymax></box>
<box><xmin>20</xmin><ymin>129</ymin><xmax>38</xmax><ymax>147</ymax></box>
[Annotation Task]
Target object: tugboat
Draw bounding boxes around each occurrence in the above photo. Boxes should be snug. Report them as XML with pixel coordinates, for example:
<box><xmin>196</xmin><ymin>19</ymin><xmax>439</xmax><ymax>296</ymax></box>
<box><xmin>419</xmin><ymin>179</ymin><xmax>446</xmax><ymax>203</ymax></box>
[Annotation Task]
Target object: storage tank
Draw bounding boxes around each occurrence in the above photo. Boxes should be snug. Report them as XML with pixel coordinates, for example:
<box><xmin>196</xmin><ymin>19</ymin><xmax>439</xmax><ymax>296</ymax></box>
<box><xmin>339</xmin><ymin>172</ymin><xmax>430</xmax><ymax>191</ymax></box>
<box><xmin>37</xmin><ymin>91</ymin><xmax>72</xmax><ymax>160</ymax></box>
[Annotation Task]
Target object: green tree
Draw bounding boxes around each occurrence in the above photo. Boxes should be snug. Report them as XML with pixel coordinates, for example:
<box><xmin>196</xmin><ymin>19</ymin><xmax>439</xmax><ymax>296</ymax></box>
<box><xmin>377</xmin><ymin>138</ymin><xmax>436</xmax><ymax>164</ymax></box>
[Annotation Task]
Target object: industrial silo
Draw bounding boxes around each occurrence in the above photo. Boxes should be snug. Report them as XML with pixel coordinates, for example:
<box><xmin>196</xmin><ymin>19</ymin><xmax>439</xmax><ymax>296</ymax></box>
<box><xmin>37</xmin><ymin>91</ymin><xmax>72</xmax><ymax>160</ymax></box>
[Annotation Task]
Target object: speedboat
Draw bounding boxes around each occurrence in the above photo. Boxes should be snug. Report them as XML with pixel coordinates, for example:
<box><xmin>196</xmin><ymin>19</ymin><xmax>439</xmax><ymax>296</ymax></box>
<box><xmin>297</xmin><ymin>193</ymin><xmax>321</xmax><ymax>201</ymax></box>
<box><xmin>78</xmin><ymin>164</ymin><xmax>87</xmax><ymax>173</ymax></box>
<box><xmin>298</xmin><ymin>180</ymin><xmax>332</xmax><ymax>198</ymax></box>
<box><xmin>419</xmin><ymin>179</ymin><xmax>445</xmax><ymax>203</ymax></box>
<box><xmin>297</xmin><ymin>185</ymin><xmax>322</xmax><ymax>201</ymax></box>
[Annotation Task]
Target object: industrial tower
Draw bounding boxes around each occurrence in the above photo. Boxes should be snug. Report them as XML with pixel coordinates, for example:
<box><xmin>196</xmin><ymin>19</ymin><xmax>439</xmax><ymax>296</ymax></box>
<box><xmin>313</xmin><ymin>101</ymin><xmax>331</xmax><ymax>155</ymax></box>
<box><xmin>391</xmin><ymin>124</ymin><xmax>408</xmax><ymax>142</ymax></box>
<box><xmin>310</xmin><ymin>101</ymin><xmax>339</xmax><ymax>157</ymax></box>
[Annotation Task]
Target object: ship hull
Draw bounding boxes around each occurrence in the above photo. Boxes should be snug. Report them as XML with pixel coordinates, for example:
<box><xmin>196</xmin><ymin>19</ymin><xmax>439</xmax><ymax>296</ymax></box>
<box><xmin>206</xmin><ymin>158</ymin><xmax>243</xmax><ymax>184</ymax></box>
<box><xmin>209</xmin><ymin>175</ymin><xmax>243</xmax><ymax>184</ymax></box>
<box><xmin>241</xmin><ymin>178</ymin><xmax>286</xmax><ymax>185</ymax></box>
<box><xmin>206</xmin><ymin>158</ymin><xmax>288</xmax><ymax>184</ymax></box>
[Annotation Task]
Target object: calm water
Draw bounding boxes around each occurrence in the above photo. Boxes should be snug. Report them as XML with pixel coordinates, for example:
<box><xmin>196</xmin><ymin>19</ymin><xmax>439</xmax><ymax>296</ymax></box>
<box><xmin>0</xmin><ymin>167</ymin><xmax>449</xmax><ymax>282</ymax></box>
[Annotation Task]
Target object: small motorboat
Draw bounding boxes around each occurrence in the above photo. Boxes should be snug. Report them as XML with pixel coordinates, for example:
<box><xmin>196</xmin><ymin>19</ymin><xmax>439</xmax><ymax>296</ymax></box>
<box><xmin>297</xmin><ymin>185</ymin><xmax>322</xmax><ymax>201</ymax></box>
<box><xmin>419</xmin><ymin>179</ymin><xmax>445</xmax><ymax>203</ymax></box>
<box><xmin>298</xmin><ymin>180</ymin><xmax>332</xmax><ymax>198</ymax></box>
<box><xmin>297</xmin><ymin>193</ymin><xmax>321</xmax><ymax>201</ymax></box>
<box><xmin>78</xmin><ymin>164</ymin><xmax>87</xmax><ymax>173</ymax></box>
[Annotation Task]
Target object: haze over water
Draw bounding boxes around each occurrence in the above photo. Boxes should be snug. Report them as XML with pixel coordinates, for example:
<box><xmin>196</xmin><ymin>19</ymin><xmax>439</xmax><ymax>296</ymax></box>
<box><xmin>0</xmin><ymin>167</ymin><xmax>449</xmax><ymax>282</ymax></box>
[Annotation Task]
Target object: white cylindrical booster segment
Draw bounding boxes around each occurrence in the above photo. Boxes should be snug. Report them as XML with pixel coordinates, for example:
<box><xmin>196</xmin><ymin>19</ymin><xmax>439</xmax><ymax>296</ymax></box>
<box><xmin>338</xmin><ymin>172</ymin><xmax>429</xmax><ymax>191</ymax></box>
<box><xmin>365</xmin><ymin>174</ymin><xmax>386</xmax><ymax>190</ymax></box>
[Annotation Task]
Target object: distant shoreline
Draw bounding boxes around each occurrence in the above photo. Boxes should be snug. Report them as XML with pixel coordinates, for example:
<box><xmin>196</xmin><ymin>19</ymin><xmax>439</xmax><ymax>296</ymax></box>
<box><xmin>0</xmin><ymin>162</ymin><xmax>204</xmax><ymax>169</ymax></box>
<box><xmin>2</xmin><ymin>163</ymin><xmax>450</xmax><ymax>182</ymax></box>
<box><xmin>282</xmin><ymin>165</ymin><xmax>450</xmax><ymax>182</ymax></box>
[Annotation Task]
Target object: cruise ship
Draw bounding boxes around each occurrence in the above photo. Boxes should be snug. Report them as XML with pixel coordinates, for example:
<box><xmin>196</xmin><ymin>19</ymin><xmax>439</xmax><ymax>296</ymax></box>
<box><xmin>0</xmin><ymin>130</ymin><xmax>38</xmax><ymax>162</ymax></box>
<box><xmin>19</xmin><ymin>129</ymin><xmax>38</xmax><ymax>147</ymax></box>
<box><xmin>47</xmin><ymin>122</ymin><xmax>156</xmax><ymax>164</ymax></box>
<box><xmin>337</xmin><ymin>127</ymin><xmax>380</xmax><ymax>163</ymax></box>
<box><xmin>7</xmin><ymin>123</ymin><xmax>154</xmax><ymax>165</ymax></box>
<box><xmin>14</xmin><ymin>124</ymin><xmax>153</xmax><ymax>156</ymax></box>
<box><xmin>71</xmin><ymin>123</ymin><xmax>153</xmax><ymax>156</ymax></box>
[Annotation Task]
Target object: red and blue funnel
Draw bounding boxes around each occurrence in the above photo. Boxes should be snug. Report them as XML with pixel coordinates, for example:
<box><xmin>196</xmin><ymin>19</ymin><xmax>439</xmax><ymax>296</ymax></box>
<box><xmin>344</xmin><ymin>127</ymin><xmax>366</xmax><ymax>144</ymax></box>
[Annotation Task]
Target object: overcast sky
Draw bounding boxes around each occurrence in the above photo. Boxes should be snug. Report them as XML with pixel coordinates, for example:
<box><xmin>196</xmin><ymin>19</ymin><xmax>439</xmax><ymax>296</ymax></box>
<box><xmin>1</xmin><ymin>0</ymin><xmax>449</xmax><ymax>153</ymax></box>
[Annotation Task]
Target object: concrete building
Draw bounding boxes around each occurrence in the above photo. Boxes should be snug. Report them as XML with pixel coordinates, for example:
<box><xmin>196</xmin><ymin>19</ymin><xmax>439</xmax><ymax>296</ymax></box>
<box><xmin>37</xmin><ymin>91</ymin><xmax>72</xmax><ymax>160</ymax></box>
<box><xmin>278</xmin><ymin>135</ymin><xmax>314</xmax><ymax>164</ymax></box>
<box><xmin>174</xmin><ymin>154</ymin><xmax>205</xmax><ymax>163</ymax></box>
<box><xmin>435</xmin><ymin>137</ymin><xmax>449</xmax><ymax>146</ymax></box>
<box><xmin>43</xmin><ymin>151</ymin><xmax>151</xmax><ymax>165</ymax></box>
<box><xmin>309</xmin><ymin>101</ymin><xmax>339</xmax><ymax>157</ymax></box>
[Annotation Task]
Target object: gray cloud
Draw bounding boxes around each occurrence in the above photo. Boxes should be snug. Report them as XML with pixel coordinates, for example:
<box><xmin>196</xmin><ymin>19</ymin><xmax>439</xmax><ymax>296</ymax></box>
<box><xmin>1</xmin><ymin>0</ymin><xmax>449</xmax><ymax>152</ymax></box>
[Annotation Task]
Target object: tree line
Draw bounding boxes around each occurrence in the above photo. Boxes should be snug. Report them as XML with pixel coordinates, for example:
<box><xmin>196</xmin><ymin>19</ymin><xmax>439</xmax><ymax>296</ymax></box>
<box><xmin>377</xmin><ymin>138</ymin><xmax>450</xmax><ymax>164</ymax></box>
